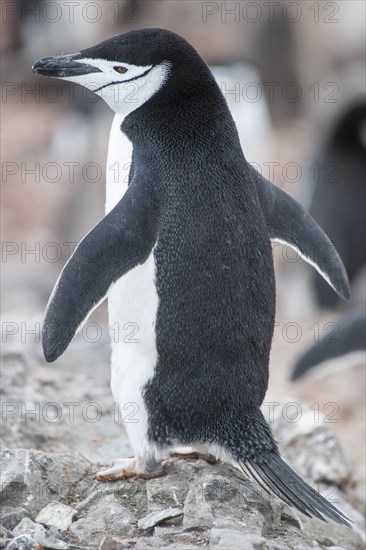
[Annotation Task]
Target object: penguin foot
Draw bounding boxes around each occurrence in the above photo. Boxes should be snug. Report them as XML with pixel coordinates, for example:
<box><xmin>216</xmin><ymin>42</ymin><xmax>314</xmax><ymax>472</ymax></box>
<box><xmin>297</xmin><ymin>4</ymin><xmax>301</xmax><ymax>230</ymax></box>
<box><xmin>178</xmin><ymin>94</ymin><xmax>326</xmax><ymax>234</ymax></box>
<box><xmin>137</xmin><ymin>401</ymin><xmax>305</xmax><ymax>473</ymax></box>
<box><xmin>170</xmin><ymin>447</ymin><xmax>218</xmax><ymax>464</ymax></box>
<box><xmin>96</xmin><ymin>457</ymin><xmax>164</xmax><ymax>481</ymax></box>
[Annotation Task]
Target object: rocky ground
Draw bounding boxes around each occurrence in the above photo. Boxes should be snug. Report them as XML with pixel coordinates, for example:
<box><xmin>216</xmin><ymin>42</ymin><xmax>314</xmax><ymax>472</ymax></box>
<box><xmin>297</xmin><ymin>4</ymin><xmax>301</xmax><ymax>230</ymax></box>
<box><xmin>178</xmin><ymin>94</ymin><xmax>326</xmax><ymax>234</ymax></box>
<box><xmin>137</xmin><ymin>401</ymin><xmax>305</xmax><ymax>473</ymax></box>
<box><xmin>1</xmin><ymin>332</ymin><xmax>365</xmax><ymax>549</ymax></box>
<box><xmin>1</xmin><ymin>446</ymin><xmax>364</xmax><ymax>550</ymax></box>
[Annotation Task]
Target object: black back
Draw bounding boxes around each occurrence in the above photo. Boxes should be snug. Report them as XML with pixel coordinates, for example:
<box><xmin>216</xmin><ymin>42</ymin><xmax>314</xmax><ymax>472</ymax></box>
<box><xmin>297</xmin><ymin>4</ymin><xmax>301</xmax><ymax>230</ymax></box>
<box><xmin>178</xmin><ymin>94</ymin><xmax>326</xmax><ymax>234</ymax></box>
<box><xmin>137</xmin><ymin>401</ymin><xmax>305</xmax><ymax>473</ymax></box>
<box><xmin>114</xmin><ymin>29</ymin><xmax>276</xmax><ymax>452</ymax></box>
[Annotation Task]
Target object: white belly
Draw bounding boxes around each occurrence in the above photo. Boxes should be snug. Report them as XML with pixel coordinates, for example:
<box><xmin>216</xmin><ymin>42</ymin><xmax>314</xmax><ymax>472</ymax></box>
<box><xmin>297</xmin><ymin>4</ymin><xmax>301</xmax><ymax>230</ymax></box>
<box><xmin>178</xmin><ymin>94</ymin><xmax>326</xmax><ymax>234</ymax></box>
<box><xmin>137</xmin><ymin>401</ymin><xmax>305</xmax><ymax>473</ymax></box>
<box><xmin>105</xmin><ymin>114</ymin><xmax>158</xmax><ymax>457</ymax></box>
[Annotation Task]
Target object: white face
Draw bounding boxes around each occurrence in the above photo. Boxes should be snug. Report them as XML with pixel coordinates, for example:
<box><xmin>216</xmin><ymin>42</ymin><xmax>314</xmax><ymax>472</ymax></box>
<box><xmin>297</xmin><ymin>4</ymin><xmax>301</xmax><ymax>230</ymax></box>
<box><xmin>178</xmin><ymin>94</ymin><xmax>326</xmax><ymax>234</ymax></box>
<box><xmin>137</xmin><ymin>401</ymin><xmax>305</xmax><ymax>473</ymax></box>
<box><xmin>61</xmin><ymin>58</ymin><xmax>171</xmax><ymax>115</ymax></box>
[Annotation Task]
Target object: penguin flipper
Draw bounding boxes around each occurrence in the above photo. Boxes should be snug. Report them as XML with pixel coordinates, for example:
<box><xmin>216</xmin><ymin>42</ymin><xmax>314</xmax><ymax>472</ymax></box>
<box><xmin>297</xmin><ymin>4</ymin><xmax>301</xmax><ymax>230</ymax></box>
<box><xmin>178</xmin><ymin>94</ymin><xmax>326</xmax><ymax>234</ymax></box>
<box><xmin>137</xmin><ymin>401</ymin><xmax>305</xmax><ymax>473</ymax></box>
<box><xmin>42</xmin><ymin>178</ymin><xmax>158</xmax><ymax>362</ymax></box>
<box><xmin>254</xmin><ymin>170</ymin><xmax>351</xmax><ymax>301</ymax></box>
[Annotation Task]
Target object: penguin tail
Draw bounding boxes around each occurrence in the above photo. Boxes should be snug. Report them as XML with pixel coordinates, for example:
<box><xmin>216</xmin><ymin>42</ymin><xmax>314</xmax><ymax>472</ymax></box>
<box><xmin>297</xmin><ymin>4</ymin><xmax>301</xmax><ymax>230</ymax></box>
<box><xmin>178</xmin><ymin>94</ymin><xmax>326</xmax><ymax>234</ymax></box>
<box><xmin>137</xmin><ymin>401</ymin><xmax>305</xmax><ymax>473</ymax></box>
<box><xmin>238</xmin><ymin>452</ymin><xmax>352</xmax><ymax>527</ymax></box>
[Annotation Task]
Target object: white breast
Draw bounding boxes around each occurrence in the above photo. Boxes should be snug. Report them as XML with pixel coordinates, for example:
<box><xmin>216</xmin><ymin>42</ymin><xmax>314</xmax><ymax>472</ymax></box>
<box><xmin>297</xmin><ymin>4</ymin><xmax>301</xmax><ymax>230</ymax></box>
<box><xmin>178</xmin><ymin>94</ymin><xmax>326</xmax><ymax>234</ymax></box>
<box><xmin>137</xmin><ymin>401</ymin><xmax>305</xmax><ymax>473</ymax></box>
<box><xmin>106</xmin><ymin>113</ymin><xmax>158</xmax><ymax>457</ymax></box>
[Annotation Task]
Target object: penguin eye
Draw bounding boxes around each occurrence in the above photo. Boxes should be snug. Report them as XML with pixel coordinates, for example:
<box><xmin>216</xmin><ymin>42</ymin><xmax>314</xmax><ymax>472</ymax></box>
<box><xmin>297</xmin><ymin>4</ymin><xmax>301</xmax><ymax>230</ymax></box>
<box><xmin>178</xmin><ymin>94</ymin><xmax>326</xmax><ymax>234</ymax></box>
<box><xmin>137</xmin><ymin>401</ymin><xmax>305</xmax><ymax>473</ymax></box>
<box><xmin>114</xmin><ymin>66</ymin><xmax>128</xmax><ymax>74</ymax></box>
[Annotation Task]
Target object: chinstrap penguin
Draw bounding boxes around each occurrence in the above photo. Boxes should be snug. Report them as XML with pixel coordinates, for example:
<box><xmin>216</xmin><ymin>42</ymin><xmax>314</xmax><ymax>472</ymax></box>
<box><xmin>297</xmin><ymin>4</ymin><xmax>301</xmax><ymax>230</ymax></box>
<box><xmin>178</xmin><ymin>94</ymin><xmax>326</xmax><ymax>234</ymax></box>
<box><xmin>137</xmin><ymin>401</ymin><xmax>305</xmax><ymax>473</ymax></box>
<box><xmin>33</xmin><ymin>28</ymin><xmax>351</xmax><ymax>526</ymax></box>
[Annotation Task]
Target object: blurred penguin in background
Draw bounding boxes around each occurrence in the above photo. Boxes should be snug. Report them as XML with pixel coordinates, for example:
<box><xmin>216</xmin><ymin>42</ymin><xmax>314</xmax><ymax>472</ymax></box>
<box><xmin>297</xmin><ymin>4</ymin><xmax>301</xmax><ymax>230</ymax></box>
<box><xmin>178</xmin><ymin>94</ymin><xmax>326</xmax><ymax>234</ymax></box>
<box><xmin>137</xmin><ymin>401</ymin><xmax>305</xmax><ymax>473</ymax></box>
<box><xmin>291</xmin><ymin>96</ymin><xmax>366</xmax><ymax>380</ymax></box>
<box><xmin>292</xmin><ymin>308</ymin><xmax>365</xmax><ymax>380</ymax></box>
<box><xmin>309</xmin><ymin>101</ymin><xmax>366</xmax><ymax>309</ymax></box>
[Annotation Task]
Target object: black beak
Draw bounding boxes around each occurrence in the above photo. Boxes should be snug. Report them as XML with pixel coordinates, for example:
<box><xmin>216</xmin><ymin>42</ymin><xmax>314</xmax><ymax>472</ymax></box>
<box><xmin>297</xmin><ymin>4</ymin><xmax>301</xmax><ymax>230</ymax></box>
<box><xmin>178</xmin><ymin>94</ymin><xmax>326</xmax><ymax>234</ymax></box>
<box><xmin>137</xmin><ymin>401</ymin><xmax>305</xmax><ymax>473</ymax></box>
<box><xmin>32</xmin><ymin>54</ymin><xmax>102</xmax><ymax>78</ymax></box>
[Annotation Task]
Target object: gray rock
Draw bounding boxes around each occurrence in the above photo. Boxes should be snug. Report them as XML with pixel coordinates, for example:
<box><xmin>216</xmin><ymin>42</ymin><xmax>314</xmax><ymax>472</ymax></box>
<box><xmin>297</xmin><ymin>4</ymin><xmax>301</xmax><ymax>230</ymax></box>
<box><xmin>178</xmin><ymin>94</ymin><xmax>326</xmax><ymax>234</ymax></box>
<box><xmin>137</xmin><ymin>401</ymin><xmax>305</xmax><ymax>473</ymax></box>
<box><xmin>301</xmin><ymin>515</ymin><xmax>365</xmax><ymax>550</ymax></box>
<box><xmin>0</xmin><ymin>447</ymin><xmax>93</xmax><ymax>530</ymax></box>
<box><xmin>145</xmin><ymin>462</ymin><xmax>191</xmax><ymax>514</ymax></box>
<box><xmin>34</xmin><ymin>529</ymin><xmax>69</xmax><ymax>550</ymax></box>
<box><xmin>280</xmin><ymin>507</ymin><xmax>302</xmax><ymax>530</ymax></box>
<box><xmin>201</xmin><ymin>467</ymin><xmax>275</xmax><ymax>532</ymax></box>
<box><xmin>0</xmin><ymin>536</ymin><xmax>12</xmax><ymax>549</ymax></box>
<box><xmin>5</xmin><ymin>534</ymin><xmax>41</xmax><ymax>550</ymax></box>
<box><xmin>134</xmin><ymin>536</ymin><xmax>201</xmax><ymax>550</ymax></box>
<box><xmin>69</xmin><ymin>494</ymin><xmax>134</xmax><ymax>545</ymax></box>
<box><xmin>137</xmin><ymin>508</ymin><xmax>183</xmax><ymax>529</ymax></box>
<box><xmin>35</xmin><ymin>503</ymin><xmax>75</xmax><ymax>531</ymax></box>
<box><xmin>210</xmin><ymin>529</ymin><xmax>269</xmax><ymax>549</ymax></box>
<box><xmin>182</xmin><ymin>472</ymin><xmax>214</xmax><ymax>532</ymax></box>
<box><xmin>11</xmin><ymin>518</ymin><xmax>69</xmax><ymax>550</ymax></box>
<box><xmin>98</xmin><ymin>535</ymin><xmax>126</xmax><ymax>550</ymax></box>
<box><xmin>11</xmin><ymin>518</ymin><xmax>38</xmax><ymax>537</ymax></box>
<box><xmin>0</xmin><ymin>526</ymin><xmax>13</xmax><ymax>540</ymax></box>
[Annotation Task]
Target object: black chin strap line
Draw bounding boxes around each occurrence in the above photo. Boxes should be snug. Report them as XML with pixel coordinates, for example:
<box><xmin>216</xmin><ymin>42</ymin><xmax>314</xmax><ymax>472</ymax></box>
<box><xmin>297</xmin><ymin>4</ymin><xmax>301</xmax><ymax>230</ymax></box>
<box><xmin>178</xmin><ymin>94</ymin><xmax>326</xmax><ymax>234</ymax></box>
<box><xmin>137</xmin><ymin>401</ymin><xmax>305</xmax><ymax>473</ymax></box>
<box><xmin>94</xmin><ymin>66</ymin><xmax>154</xmax><ymax>93</ymax></box>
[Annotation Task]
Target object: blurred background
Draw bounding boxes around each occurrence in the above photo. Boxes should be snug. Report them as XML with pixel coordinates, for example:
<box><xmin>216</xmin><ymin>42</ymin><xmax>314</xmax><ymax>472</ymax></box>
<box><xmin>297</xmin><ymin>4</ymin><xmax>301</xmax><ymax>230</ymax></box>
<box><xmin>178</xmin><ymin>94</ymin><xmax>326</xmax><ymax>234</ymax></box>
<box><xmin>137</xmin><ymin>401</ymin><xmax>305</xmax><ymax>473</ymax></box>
<box><xmin>1</xmin><ymin>0</ymin><xmax>365</xmax><ymax>508</ymax></box>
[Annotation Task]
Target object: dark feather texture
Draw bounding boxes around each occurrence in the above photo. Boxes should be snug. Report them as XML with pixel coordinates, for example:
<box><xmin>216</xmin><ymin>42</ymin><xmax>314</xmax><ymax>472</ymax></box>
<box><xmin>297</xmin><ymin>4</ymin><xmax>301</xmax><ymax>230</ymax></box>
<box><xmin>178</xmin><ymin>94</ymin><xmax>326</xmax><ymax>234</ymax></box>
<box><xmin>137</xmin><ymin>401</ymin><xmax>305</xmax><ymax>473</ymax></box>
<box><xmin>240</xmin><ymin>452</ymin><xmax>351</xmax><ymax>526</ymax></box>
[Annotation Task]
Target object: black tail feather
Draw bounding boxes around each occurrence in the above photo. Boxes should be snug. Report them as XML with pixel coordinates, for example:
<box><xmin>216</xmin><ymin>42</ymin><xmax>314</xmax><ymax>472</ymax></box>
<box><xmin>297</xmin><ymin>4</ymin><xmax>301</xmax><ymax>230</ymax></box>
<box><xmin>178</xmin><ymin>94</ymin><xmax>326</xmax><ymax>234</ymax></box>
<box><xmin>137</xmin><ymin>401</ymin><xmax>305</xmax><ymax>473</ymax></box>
<box><xmin>240</xmin><ymin>459</ymin><xmax>308</xmax><ymax>515</ymax></box>
<box><xmin>260</xmin><ymin>459</ymin><xmax>325</xmax><ymax>520</ymax></box>
<box><xmin>239</xmin><ymin>452</ymin><xmax>352</xmax><ymax>527</ymax></box>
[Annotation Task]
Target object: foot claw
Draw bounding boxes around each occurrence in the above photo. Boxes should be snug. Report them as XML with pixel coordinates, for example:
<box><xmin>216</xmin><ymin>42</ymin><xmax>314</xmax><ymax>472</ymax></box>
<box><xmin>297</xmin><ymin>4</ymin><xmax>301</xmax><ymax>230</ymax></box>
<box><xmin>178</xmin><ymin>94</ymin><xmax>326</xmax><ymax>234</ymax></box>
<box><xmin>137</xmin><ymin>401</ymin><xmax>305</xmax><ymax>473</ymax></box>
<box><xmin>96</xmin><ymin>469</ymin><xmax>136</xmax><ymax>481</ymax></box>
<box><xmin>170</xmin><ymin>447</ymin><xmax>218</xmax><ymax>464</ymax></box>
<box><xmin>96</xmin><ymin>458</ymin><xmax>165</xmax><ymax>481</ymax></box>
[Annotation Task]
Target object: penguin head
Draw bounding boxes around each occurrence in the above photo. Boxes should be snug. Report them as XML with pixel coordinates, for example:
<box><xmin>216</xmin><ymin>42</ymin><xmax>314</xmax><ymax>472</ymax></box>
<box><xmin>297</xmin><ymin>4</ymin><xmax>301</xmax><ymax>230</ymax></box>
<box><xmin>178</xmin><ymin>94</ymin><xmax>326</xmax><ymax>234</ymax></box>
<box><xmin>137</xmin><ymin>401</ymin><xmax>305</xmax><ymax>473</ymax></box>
<box><xmin>32</xmin><ymin>28</ymin><xmax>209</xmax><ymax>116</ymax></box>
